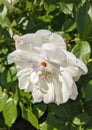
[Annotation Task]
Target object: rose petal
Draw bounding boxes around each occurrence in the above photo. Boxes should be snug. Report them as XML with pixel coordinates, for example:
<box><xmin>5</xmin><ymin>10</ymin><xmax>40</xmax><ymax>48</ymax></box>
<box><xmin>32</xmin><ymin>86</ymin><xmax>43</xmax><ymax>103</ymax></box>
<box><xmin>17</xmin><ymin>68</ymin><xmax>33</xmax><ymax>91</ymax></box>
<box><xmin>43</xmin><ymin>82</ymin><xmax>55</xmax><ymax>104</ymax></box>
<box><xmin>42</xmin><ymin>43</ymin><xmax>66</xmax><ymax>65</ymax></box>
<box><xmin>49</xmin><ymin>33</ymin><xmax>66</xmax><ymax>49</ymax></box>
<box><xmin>30</xmin><ymin>72</ymin><xmax>39</xmax><ymax>83</ymax></box>
<box><xmin>14</xmin><ymin>33</ymin><xmax>35</xmax><ymax>51</ymax></box>
<box><xmin>63</xmin><ymin>50</ymin><xmax>88</xmax><ymax>80</ymax></box>
<box><xmin>59</xmin><ymin>69</ymin><xmax>78</xmax><ymax>102</ymax></box>
<box><xmin>10</xmin><ymin>49</ymin><xmax>40</xmax><ymax>70</ymax></box>
<box><xmin>34</xmin><ymin>29</ymin><xmax>51</xmax><ymax>46</ymax></box>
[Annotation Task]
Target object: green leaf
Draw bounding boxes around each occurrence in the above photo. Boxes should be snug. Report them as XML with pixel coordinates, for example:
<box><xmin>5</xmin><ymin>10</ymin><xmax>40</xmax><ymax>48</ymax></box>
<box><xmin>0</xmin><ymin>4</ymin><xmax>4</xmax><ymax>12</ymax></box>
<box><xmin>59</xmin><ymin>2</ymin><xmax>73</xmax><ymax>15</ymax></box>
<box><xmin>48</xmin><ymin>103</ymin><xmax>68</xmax><ymax>119</ymax></box>
<box><xmin>0</xmin><ymin>70</ymin><xmax>7</xmax><ymax>87</ymax></box>
<box><xmin>40</xmin><ymin>121</ymin><xmax>48</xmax><ymax>130</ymax></box>
<box><xmin>85</xmin><ymin>80</ymin><xmax>92</xmax><ymax>102</ymax></box>
<box><xmin>0</xmin><ymin>5</ymin><xmax>7</xmax><ymax>22</ymax></box>
<box><xmin>0</xmin><ymin>86</ymin><xmax>2</xmax><ymax>96</ymax></box>
<box><xmin>38</xmin><ymin>15</ymin><xmax>53</xmax><ymax>23</ymax></box>
<box><xmin>0</xmin><ymin>93</ymin><xmax>8</xmax><ymax>112</ymax></box>
<box><xmin>72</xmin><ymin>41</ymin><xmax>91</xmax><ymax>63</ymax></box>
<box><xmin>87</xmin><ymin>61</ymin><xmax>92</xmax><ymax>75</ymax></box>
<box><xmin>73</xmin><ymin>113</ymin><xmax>90</xmax><ymax>126</ymax></box>
<box><xmin>76</xmin><ymin>1</ymin><xmax>92</xmax><ymax>41</ymax></box>
<box><xmin>44</xmin><ymin>2</ymin><xmax>56</xmax><ymax>14</ymax></box>
<box><xmin>62</xmin><ymin>19</ymin><xmax>76</xmax><ymax>32</ymax></box>
<box><xmin>81</xmin><ymin>0</ymin><xmax>87</xmax><ymax>5</ymax></box>
<box><xmin>19</xmin><ymin>102</ymin><xmax>39</xmax><ymax>129</ymax></box>
<box><xmin>3</xmin><ymin>98</ymin><xmax>17</xmax><ymax>127</ymax></box>
<box><xmin>33</xmin><ymin>102</ymin><xmax>47</xmax><ymax>118</ymax></box>
<box><xmin>47</xmin><ymin>113</ymin><xmax>64</xmax><ymax>130</ymax></box>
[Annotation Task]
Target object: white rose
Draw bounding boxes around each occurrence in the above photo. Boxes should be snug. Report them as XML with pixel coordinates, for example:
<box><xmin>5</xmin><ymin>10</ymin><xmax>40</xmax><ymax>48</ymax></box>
<box><xmin>10</xmin><ymin>29</ymin><xmax>88</xmax><ymax>105</ymax></box>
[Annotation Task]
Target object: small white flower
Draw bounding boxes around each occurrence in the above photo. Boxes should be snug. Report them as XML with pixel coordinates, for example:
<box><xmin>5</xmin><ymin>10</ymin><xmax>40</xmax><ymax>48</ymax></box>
<box><xmin>10</xmin><ymin>29</ymin><xmax>88</xmax><ymax>105</ymax></box>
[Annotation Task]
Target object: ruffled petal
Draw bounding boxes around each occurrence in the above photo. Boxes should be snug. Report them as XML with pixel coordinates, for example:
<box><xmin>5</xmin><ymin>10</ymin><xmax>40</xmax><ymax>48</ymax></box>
<box><xmin>76</xmin><ymin>58</ymin><xmax>88</xmax><ymax>74</ymax></box>
<box><xmin>52</xmin><ymin>76</ymin><xmax>63</xmax><ymax>105</ymax></box>
<box><xmin>30</xmin><ymin>72</ymin><xmax>39</xmax><ymax>83</ymax></box>
<box><xmin>49</xmin><ymin>33</ymin><xmax>66</xmax><ymax>49</ymax></box>
<box><xmin>13</xmin><ymin>34</ymin><xmax>35</xmax><ymax>51</ymax></box>
<box><xmin>32</xmin><ymin>86</ymin><xmax>43</xmax><ymax>103</ymax></box>
<box><xmin>32</xmin><ymin>80</ymin><xmax>55</xmax><ymax>104</ymax></box>
<box><xmin>34</xmin><ymin>29</ymin><xmax>51</xmax><ymax>46</ymax></box>
<box><xmin>70</xmin><ymin>82</ymin><xmax>78</xmax><ymax>100</ymax></box>
<box><xmin>17</xmin><ymin>68</ymin><xmax>33</xmax><ymax>92</ymax></box>
<box><xmin>10</xmin><ymin>49</ymin><xmax>40</xmax><ymax>70</ymax></box>
<box><xmin>43</xmin><ymin>82</ymin><xmax>55</xmax><ymax>104</ymax></box>
<box><xmin>59</xmin><ymin>69</ymin><xmax>78</xmax><ymax>103</ymax></box>
<box><xmin>63</xmin><ymin>50</ymin><xmax>88</xmax><ymax>81</ymax></box>
<box><xmin>42</xmin><ymin>43</ymin><xmax>66</xmax><ymax>65</ymax></box>
<box><xmin>32</xmin><ymin>47</ymin><xmax>49</xmax><ymax>60</ymax></box>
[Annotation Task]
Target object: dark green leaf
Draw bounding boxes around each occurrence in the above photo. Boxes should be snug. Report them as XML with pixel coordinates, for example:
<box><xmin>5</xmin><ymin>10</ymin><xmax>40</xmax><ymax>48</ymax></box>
<box><xmin>85</xmin><ymin>80</ymin><xmax>92</xmax><ymax>102</ymax></box>
<box><xmin>73</xmin><ymin>113</ymin><xmax>90</xmax><ymax>126</ymax></box>
<box><xmin>47</xmin><ymin>113</ymin><xmax>64</xmax><ymax>130</ymax></box>
<box><xmin>0</xmin><ymin>4</ymin><xmax>4</xmax><ymax>12</ymax></box>
<box><xmin>62</xmin><ymin>19</ymin><xmax>76</xmax><ymax>32</ymax></box>
<box><xmin>33</xmin><ymin>102</ymin><xmax>47</xmax><ymax>118</ymax></box>
<box><xmin>76</xmin><ymin>1</ymin><xmax>92</xmax><ymax>41</ymax></box>
<box><xmin>48</xmin><ymin>103</ymin><xmax>68</xmax><ymax>119</ymax></box>
<box><xmin>0</xmin><ymin>70</ymin><xmax>7</xmax><ymax>87</ymax></box>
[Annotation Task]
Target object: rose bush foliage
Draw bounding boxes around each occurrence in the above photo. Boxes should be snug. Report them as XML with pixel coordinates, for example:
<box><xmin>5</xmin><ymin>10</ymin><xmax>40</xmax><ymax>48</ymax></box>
<box><xmin>0</xmin><ymin>0</ymin><xmax>92</xmax><ymax>130</ymax></box>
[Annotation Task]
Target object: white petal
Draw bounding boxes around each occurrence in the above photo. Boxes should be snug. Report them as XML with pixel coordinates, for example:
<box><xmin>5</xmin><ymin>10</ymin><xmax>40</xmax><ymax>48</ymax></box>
<box><xmin>49</xmin><ymin>33</ymin><xmax>66</xmax><ymax>49</ymax></box>
<box><xmin>33</xmin><ymin>79</ymin><xmax>55</xmax><ymax>104</ymax></box>
<box><xmin>10</xmin><ymin>49</ymin><xmax>40</xmax><ymax>70</ymax></box>
<box><xmin>17</xmin><ymin>68</ymin><xmax>33</xmax><ymax>92</ymax></box>
<box><xmin>17</xmin><ymin>68</ymin><xmax>33</xmax><ymax>77</ymax></box>
<box><xmin>63</xmin><ymin>50</ymin><xmax>77</xmax><ymax>65</ymax></box>
<box><xmin>65</xmin><ymin>66</ymin><xmax>81</xmax><ymax>81</ymax></box>
<box><xmin>70</xmin><ymin>82</ymin><xmax>78</xmax><ymax>100</ymax></box>
<box><xmin>30</xmin><ymin>72</ymin><xmax>39</xmax><ymax>83</ymax></box>
<box><xmin>59</xmin><ymin>69</ymin><xmax>77</xmax><ymax>103</ymax></box>
<box><xmin>52</xmin><ymin>76</ymin><xmax>63</xmax><ymax>105</ymax></box>
<box><xmin>43</xmin><ymin>82</ymin><xmax>55</xmax><ymax>104</ymax></box>
<box><xmin>21</xmin><ymin>33</ymin><xmax>35</xmax><ymax>44</ymax></box>
<box><xmin>34</xmin><ymin>29</ymin><xmax>51</xmax><ymax>46</ymax></box>
<box><xmin>76</xmin><ymin>59</ymin><xmax>88</xmax><ymax>74</ymax></box>
<box><xmin>14</xmin><ymin>34</ymin><xmax>35</xmax><ymax>51</ymax></box>
<box><xmin>32</xmin><ymin>47</ymin><xmax>49</xmax><ymax>60</ymax></box>
<box><xmin>63</xmin><ymin>50</ymin><xmax>88</xmax><ymax>80</ymax></box>
<box><xmin>10</xmin><ymin>49</ymin><xmax>30</xmax><ymax>61</ymax></box>
<box><xmin>42</xmin><ymin>43</ymin><xmax>67</xmax><ymax>65</ymax></box>
<box><xmin>32</xmin><ymin>86</ymin><xmax>43</xmax><ymax>102</ymax></box>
